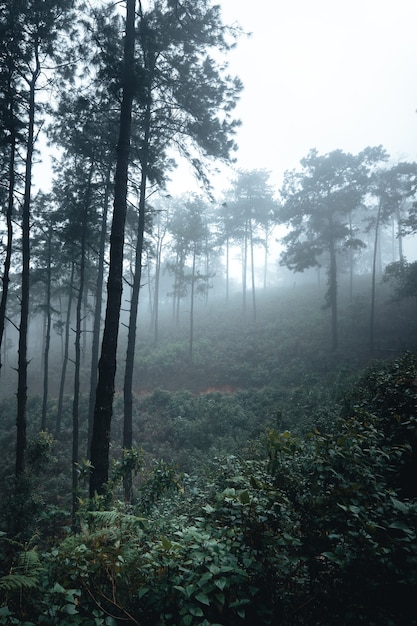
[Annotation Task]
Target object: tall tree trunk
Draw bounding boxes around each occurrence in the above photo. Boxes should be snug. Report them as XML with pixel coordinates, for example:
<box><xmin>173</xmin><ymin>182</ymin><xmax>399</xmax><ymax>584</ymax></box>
<box><xmin>87</xmin><ymin>166</ymin><xmax>111</xmax><ymax>456</ymax></box>
<box><xmin>328</xmin><ymin>234</ymin><xmax>338</xmax><ymax>352</ymax></box>
<box><xmin>153</xmin><ymin>233</ymin><xmax>164</xmax><ymax>346</ymax></box>
<box><xmin>16</xmin><ymin>54</ymin><xmax>40</xmax><ymax>477</ymax></box>
<box><xmin>348</xmin><ymin>213</ymin><xmax>354</xmax><ymax>301</ymax></box>
<box><xmin>189</xmin><ymin>247</ymin><xmax>196</xmax><ymax>361</ymax></box>
<box><xmin>90</xmin><ymin>0</ymin><xmax>136</xmax><ymax>497</ymax></box>
<box><xmin>249</xmin><ymin>217</ymin><xmax>256</xmax><ymax>321</ymax></box>
<box><xmin>263</xmin><ymin>233</ymin><xmax>268</xmax><ymax>290</ymax></box>
<box><xmin>172</xmin><ymin>250</ymin><xmax>181</xmax><ymax>325</ymax></box>
<box><xmin>41</xmin><ymin>222</ymin><xmax>53</xmax><ymax>431</ymax></box>
<box><xmin>174</xmin><ymin>254</ymin><xmax>184</xmax><ymax>327</ymax></box>
<box><xmin>72</xmin><ymin>243</ymin><xmax>85</xmax><ymax>525</ymax></box>
<box><xmin>204</xmin><ymin>233</ymin><xmax>210</xmax><ymax>306</ymax></box>
<box><xmin>56</xmin><ymin>261</ymin><xmax>75</xmax><ymax>434</ymax></box>
<box><xmin>147</xmin><ymin>258</ymin><xmax>153</xmax><ymax>318</ymax></box>
<box><xmin>0</xmin><ymin>116</ymin><xmax>15</xmax><ymax>379</ymax></box>
<box><xmin>72</xmin><ymin>161</ymin><xmax>93</xmax><ymax>522</ymax></box>
<box><xmin>242</xmin><ymin>219</ymin><xmax>248</xmax><ymax>315</ymax></box>
<box><xmin>396</xmin><ymin>204</ymin><xmax>405</xmax><ymax>264</ymax></box>
<box><xmin>123</xmin><ymin>123</ymin><xmax>149</xmax><ymax>501</ymax></box>
<box><xmin>370</xmin><ymin>199</ymin><xmax>382</xmax><ymax>353</ymax></box>
<box><xmin>225</xmin><ymin>234</ymin><xmax>230</xmax><ymax>302</ymax></box>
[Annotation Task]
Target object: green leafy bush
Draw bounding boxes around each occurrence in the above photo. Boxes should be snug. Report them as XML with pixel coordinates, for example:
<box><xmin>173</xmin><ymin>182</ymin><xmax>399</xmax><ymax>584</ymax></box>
<box><xmin>1</xmin><ymin>353</ymin><xmax>417</xmax><ymax>624</ymax></box>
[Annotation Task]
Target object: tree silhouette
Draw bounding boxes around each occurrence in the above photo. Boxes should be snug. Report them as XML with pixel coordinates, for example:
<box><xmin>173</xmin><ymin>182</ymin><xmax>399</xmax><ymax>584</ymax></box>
<box><xmin>279</xmin><ymin>148</ymin><xmax>386</xmax><ymax>351</ymax></box>
<box><xmin>90</xmin><ymin>0</ymin><xmax>137</xmax><ymax>497</ymax></box>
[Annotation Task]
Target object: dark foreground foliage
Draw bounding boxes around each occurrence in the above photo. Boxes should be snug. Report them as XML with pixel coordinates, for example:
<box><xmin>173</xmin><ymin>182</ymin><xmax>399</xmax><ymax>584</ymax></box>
<box><xmin>1</xmin><ymin>353</ymin><xmax>417</xmax><ymax>625</ymax></box>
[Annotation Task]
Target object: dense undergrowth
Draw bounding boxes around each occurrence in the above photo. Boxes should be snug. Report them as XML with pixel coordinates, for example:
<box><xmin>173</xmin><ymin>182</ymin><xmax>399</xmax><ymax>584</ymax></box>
<box><xmin>1</xmin><ymin>279</ymin><xmax>417</xmax><ymax>624</ymax></box>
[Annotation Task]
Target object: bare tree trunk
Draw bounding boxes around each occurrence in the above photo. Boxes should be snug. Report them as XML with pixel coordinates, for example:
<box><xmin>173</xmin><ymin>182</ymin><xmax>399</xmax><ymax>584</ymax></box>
<box><xmin>153</xmin><ymin>233</ymin><xmax>164</xmax><ymax>346</ymax></box>
<box><xmin>16</xmin><ymin>53</ymin><xmax>40</xmax><ymax>477</ymax></box>
<box><xmin>72</xmin><ymin>161</ymin><xmax>93</xmax><ymax>523</ymax></box>
<box><xmin>87</xmin><ymin>166</ymin><xmax>111</xmax><ymax>456</ymax></box>
<box><xmin>0</xmin><ymin>114</ymin><xmax>15</xmax><ymax>379</ymax></box>
<box><xmin>41</xmin><ymin>222</ymin><xmax>53</xmax><ymax>431</ymax></box>
<box><xmin>263</xmin><ymin>235</ymin><xmax>268</xmax><ymax>290</ymax></box>
<box><xmin>370</xmin><ymin>199</ymin><xmax>382</xmax><ymax>354</ymax></box>
<box><xmin>225</xmin><ymin>234</ymin><xmax>230</xmax><ymax>302</ymax></box>
<box><xmin>328</xmin><ymin>233</ymin><xmax>338</xmax><ymax>352</ymax></box>
<box><xmin>123</xmin><ymin>152</ymin><xmax>148</xmax><ymax>502</ymax></box>
<box><xmin>249</xmin><ymin>217</ymin><xmax>256</xmax><ymax>321</ymax></box>
<box><xmin>242</xmin><ymin>219</ymin><xmax>248</xmax><ymax>315</ymax></box>
<box><xmin>56</xmin><ymin>262</ymin><xmax>75</xmax><ymax>434</ymax></box>
<box><xmin>90</xmin><ymin>0</ymin><xmax>136</xmax><ymax>497</ymax></box>
<box><xmin>189</xmin><ymin>247</ymin><xmax>196</xmax><ymax>361</ymax></box>
<box><xmin>396</xmin><ymin>203</ymin><xmax>405</xmax><ymax>264</ymax></box>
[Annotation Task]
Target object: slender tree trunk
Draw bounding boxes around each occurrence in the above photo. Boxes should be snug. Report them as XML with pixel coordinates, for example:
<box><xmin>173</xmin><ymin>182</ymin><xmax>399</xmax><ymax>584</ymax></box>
<box><xmin>249</xmin><ymin>218</ymin><xmax>256</xmax><ymax>321</ymax></box>
<box><xmin>263</xmin><ymin>233</ymin><xmax>268</xmax><ymax>290</ymax></box>
<box><xmin>72</xmin><ymin>246</ymin><xmax>85</xmax><ymax>524</ymax></box>
<box><xmin>90</xmin><ymin>0</ymin><xmax>136</xmax><ymax>497</ymax></box>
<box><xmin>204</xmin><ymin>233</ymin><xmax>210</xmax><ymax>306</ymax></box>
<box><xmin>225</xmin><ymin>234</ymin><xmax>229</xmax><ymax>302</ymax></box>
<box><xmin>16</xmin><ymin>56</ymin><xmax>40</xmax><ymax>477</ymax></box>
<box><xmin>348</xmin><ymin>214</ymin><xmax>354</xmax><ymax>301</ymax></box>
<box><xmin>147</xmin><ymin>257</ymin><xmax>153</xmax><ymax>318</ymax></box>
<box><xmin>41</xmin><ymin>223</ymin><xmax>53</xmax><ymax>431</ymax></box>
<box><xmin>189</xmin><ymin>247</ymin><xmax>196</xmax><ymax>361</ymax></box>
<box><xmin>82</xmin><ymin>283</ymin><xmax>88</xmax><ymax>364</ymax></box>
<box><xmin>72</xmin><ymin>161</ymin><xmax>93</xmax><ymax>522</ymax></box>
<box><xmin>172</xmin><ymin>250</ymin><xmax>179</xmax><ymax>323</ymax></box>
<box><xmin>391</xmin><ymin>217</ymin><xmax>396</xmax><ymax>263</ymax></box>
<box><xmin>370</xmin><ymin>200</ymin><xmax>382</xmax><ymax>353</ymax></box>
<box><xmin>396</xmin><ymin>204</ymin><xmax>405</xmax><ymax>264</ymax></box>
<box><xmin>56</xmin><ymin>262</ymin><xmax>75</xmax><ymax>434</ymax></box>
<box><xmin>0</xmin><ymin>123</ymin><xmax>15</xmax><ymax>378</ymax></box>
<box><xmin>242</xmin><ymin>219</ymin><xmax>248</xmax><ymax>315</ymax></box>
<box><xmin>87</xmin><ymin>166</ymin><xmax>111</xmax><ymax>456</ymax></box>
<box><xmin>328</xmin><ymin>234</ymin><xmax>338</xmax><ymax>352</ymax></box>
<box><xmin>123</xmin><ymin>117</ymin><xmax>149</xmax><ymax>501</ymax></box>
<box><xmin>175</xmin><ymin>255</ymin><xmax>184</xmax><ymax>327</ymax></box>
<box><xmin>153</xmin><ymin>236</ymin><xmax>163</xmax><ymax>346</ymax></box>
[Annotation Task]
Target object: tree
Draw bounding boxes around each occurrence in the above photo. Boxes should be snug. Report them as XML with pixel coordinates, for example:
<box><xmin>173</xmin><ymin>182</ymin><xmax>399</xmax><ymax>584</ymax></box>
<box><xmin>30</xmin><ymin>193</ymin><xmax>61</xmax><ymax>431</ymax></box>
<box><xmin>384</xmin><ymin>259</ymin><xmax>417</xmax><ymax>302</ymax></box>
<box><xmin>48</xmin><ymin>83</ymin><xmax>120</xmax><ymax>453</ymax></box>
<box><xmin>2</xmin><ymin>0</ymin><xmax>76</xmax><ymax>478</ymax></box>
<box><xmin>90</xmin><ymin>0</ymin><xmax>136</xmax><ymax>497</ymax></box>
<box><xmin>226</xmin><ymin>170</ymin><xmax>277</xmax><ymax>318</ymax></box>
<box><xmin>183</xmin><ymin>196</ymin><xmax>212</xmax><ymax>361</ymax></box>
<box><xmin>366</xmin><ymin>161</ymin><xmax>417</xmax><ymax>351</ymax></box>
<box><xmin>148</xmin><ymin>198</ymin><xmax>170</xmax><ymax>346</ymax></box>
<box><xmin>121</xmin><ymin>0</ymin><xmax>242</xmax><ymax>500</ymax></box>
<box><xmin>278</xmin><ymin>148</ymin><xmax>385</xmax><ymax>351</ymax></box>
<box><xmin>0</xmin><ymin>3</ymin><xmax>24</xmax><ymax>380</ymax></box>
<box><xmin>215</xmin><ymin>201</ymin><xmax>236</xmax><ymax>302</ymax></box>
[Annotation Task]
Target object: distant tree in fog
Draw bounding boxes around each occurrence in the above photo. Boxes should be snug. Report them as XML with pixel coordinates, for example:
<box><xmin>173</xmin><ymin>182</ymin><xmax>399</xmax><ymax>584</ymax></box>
<box><xmin>383</xmin><ymin>259</ymin><xmax>417</xmax><ymax>305</ymax></box>
<box><xmin>278</xmin><ymin>147</ymin><xmax>386</xmax><ymax>352</ymax></box>
<box><xmin>225</xmin><ymin>170</ymin><xmax>277</xmax><ymax>319</ymax></box>
<box><xmin>367</xmin><ymin>161</ymin><xmax>417</xmax><ymax>352</ymax></box>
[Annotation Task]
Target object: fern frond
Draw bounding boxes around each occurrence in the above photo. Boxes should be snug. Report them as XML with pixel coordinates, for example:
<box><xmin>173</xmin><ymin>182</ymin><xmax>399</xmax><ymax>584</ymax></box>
<box><xmin>17</xmin><ymin>548</ymin><xmax>42</xmax><ymax>575</ymax></box>
<box><xmin>0</xmin><ymin>573</ymin><xmax>39</xmax><ymax>593</ymax></box>
<box><xmin>0</xmin><ymin>548</ymin><xmax>43</xmax><ymax>594</ymax></box>
<box><xmin>88</xmin><ymin>510</ymin><xmax>146</xmax><ymax>530</ymax></box>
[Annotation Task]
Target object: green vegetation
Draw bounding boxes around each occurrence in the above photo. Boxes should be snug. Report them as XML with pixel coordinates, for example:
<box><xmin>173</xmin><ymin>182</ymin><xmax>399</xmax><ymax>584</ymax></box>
<box><xmin>2</xmin><ymin>1</ymin><xmax>417</xmax><ymax>622</ymax></box>
<box><xmin>1</xmin><ymin>282</ymin><xmax>417</xmax><ymax>625</ymax></box>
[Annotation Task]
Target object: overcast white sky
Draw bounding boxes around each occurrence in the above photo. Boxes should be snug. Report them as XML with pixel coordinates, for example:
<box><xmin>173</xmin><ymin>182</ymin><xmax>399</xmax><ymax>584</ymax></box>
<box><xmin>36</xmin><ymin>0</ymin><xmax>417</xmax><ymax>214</ymax></box>
<box><xmin>210</xmin><ymin>0</ymin><xmax>417</xmax><ymax>191</ymax></box>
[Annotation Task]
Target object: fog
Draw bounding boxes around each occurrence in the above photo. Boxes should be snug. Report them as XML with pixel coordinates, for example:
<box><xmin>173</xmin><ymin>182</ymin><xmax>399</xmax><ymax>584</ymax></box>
<box><xmin>216</xmin><ymin>0</ymin><xmax>417</xmax><ymax>184</ymax></box>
